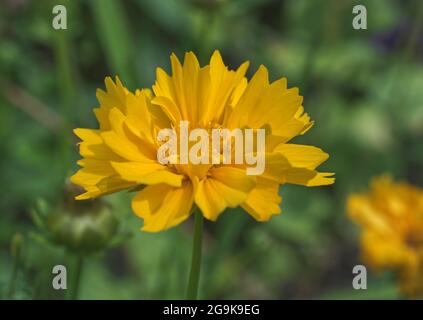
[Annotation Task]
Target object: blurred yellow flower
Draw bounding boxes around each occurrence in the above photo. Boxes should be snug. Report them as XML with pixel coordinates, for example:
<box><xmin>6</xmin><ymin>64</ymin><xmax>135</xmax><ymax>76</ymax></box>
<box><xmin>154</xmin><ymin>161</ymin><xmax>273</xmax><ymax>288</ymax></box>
<box><xmin>71</xmin><ymin>50</ymin><xmax>334</xmax><ymax>232</ymax></box>
<box><xmin>348</xmin><ymin>176</ymin><xmax>423</xmax><ymax>298</ymax></box>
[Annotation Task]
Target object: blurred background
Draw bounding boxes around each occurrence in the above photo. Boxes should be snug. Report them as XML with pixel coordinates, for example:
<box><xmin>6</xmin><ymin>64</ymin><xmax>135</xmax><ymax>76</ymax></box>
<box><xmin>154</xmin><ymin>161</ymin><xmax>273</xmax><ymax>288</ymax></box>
<box><xmin>1</xmin><ymin>0</ymin><xmax>422</xmax><ymax>299</ymax></box>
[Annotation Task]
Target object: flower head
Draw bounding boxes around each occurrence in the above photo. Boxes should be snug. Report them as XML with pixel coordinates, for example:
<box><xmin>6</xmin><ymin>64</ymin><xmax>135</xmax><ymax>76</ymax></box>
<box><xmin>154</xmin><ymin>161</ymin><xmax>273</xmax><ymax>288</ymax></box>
<box><xmin>348</xmin><ymin>176</ymin><xmax>423</xmax><ymax>298</ymax></box>
<box><xmin>71</xmin><ymin>50</ymin><xmax>334</xmax><ymax>232</ymax></box>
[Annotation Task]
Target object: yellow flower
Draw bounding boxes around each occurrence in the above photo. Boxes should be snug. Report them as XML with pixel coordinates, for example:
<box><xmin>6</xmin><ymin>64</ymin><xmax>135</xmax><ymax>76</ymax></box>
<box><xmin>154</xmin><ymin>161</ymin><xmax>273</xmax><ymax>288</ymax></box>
<box><xmin>71</xmin><ymin>51</ymin><xmax>334</xmax><ymax>232</ymax></box>
<box><xmin>348</xmin><ymin>176</ymin><xmax>423</xmax><ymax>298</ymax></box>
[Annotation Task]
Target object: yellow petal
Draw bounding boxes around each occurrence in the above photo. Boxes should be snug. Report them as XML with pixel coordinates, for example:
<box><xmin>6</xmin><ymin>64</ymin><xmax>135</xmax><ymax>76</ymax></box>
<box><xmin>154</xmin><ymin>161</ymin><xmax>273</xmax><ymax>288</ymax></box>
<box><xmin>360</xmin><ymin>231</ymin><xmax>413</xmax><ymax>270</ymax></box>
<box><xmin>241</xmin><ymin>177</ymin><xmax>282</xmax><ymax>221</ymax></box>
<box><xmin>74</xmin><ymin>185</ymin><xmax>102</xmax><ymax>200</ymax></box>
<box><xmin>132</xmin><ymin>181</ymin><xmax>194</xmax><ymax>232</ymax></box>
<box><xmin>347</xmin><ymin>195</ymin><xmax>394</xmax><ymax>234</ymax></box>
<box><xmin>74</xmin><ymin>128</ymin><xmax>102</xmax><ymax>144</ymax></box>
<box><xmin>151</xmin><ymin>96</ymin><xmax>181</xmax><ymax>125</ymax></box>
<box><xmin>93</xmin><ymin>107</ymin><xmax>111</xmax><ymax>130</ymax></box>
<box><xmin>100</xmin><ymin>107</ymin><xmax>156</xmax><ymax>161</ymax></box>
<box><xmin>282</xmin><ymin>167</ymin><xmax>334</xmax><ymax>186</ymax></box>
<box><xmin>304</xmin><ymin>172</ymin><xmax>335</xmax><ymax>186</ymax></box>
<box><xmin>195</xmin><ymin>166</ymin><xmax>256</xmax><ymax>221</ymax></box>
<box><xmin>93</xmin><ymin>76</ymin><xmax>128</xmax><ymax>130</ymax></box>
<box><xmin>182</xmin><ymin>52</ymin><xmax>200</xmax><ymax>123</ymax></box>
<box><xmin>96</xmin><ymin>76</ymin><xmax>127</xmax><ymax>112</ymax></box>
<box><xmin>226</xmin><ymin>71</ymin><xmax>313</xmax><ymax>142</ymax></box>
<box><xmin>111</xmin><ymin>161</ymin><xmax>183</xmax><ymax>187</ymax></box>
<box><xmin>260</xmin><ymin>152</ymin><xmax>292</xmax><ymax>182</ymax></box>
<box><xmin>274</xmin><ymin>144</ymin><xmax>329</xmax><ymax>170</ymax></box>
<box><xmin>101</xmin><ymin>131</ymin><xmax>149</xmax><ymax>162</ymax></box>
<box><xmin>74</xmin><ymin>128</ymin><xmax>122</xmax><ymax>161</ymax></box>
<box><xmin>226</xmin><ymin>65</ymin><xmax>269</xmax><ymax>128</ymax></box>
<box><xmin>74</xmin><ymin>175</ymin><xmax>135</xmax><ymax>200</ymax></box>
<box><xmin>71</xmin><ymin>167</ymin><xmax>106</xmax><ymax>188</ymax></box>
<box><xmin>169</xmin><ymin>52</ymin><xmax>190</xmax><ymax>120</ymax></box>
<box><xmin>152</xmin><ymin>51</ymin><xmax>250</xmax><ymax>127</ymax></box>
<box><xmin>255</xmin><ymin>151</ymin><xmax>334</xmax><ymax>187</ymax></box>
<box><xmin>125</xmin><ymin>89</ymin><xmax>155</xmax><ymax>144</ymax></box>
<box><xmin>205</xmin><ymin>51</ymin><xmax>249</xmax><ymax>124</ymax></box>
<box><xmin>229</xmin><ymin>77</ymin><xmax>248</xmax><ymax>107</ymax></box>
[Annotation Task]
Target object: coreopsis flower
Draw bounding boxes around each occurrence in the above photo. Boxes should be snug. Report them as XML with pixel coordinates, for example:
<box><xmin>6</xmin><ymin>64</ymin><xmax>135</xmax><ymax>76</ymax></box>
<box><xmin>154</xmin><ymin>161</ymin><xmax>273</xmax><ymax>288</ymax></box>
<box><xmin>348</xmin><ymin>176</ymin><xmax>423</xmax><ymax>298</ymax></box>
<box><xmin>71</xmin><ymin>50</ymin><xmax>334</xmax><ymax>232</ymax></box>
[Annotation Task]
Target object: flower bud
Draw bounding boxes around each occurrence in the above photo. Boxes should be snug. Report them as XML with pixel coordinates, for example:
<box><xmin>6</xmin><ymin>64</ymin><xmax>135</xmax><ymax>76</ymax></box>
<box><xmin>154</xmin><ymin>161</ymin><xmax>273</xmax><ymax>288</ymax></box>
<box><xmin>44</xmin><ymin>183</ymin><xmax>119</xmax><ymax>254</ymax></box>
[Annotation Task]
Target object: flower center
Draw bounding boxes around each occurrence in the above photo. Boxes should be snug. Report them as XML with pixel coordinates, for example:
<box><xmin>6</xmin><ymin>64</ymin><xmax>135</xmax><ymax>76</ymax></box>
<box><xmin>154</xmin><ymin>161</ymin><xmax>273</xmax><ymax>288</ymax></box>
<box><xmin>406</xmin><ymin>230</ymin><xmax>423</xmax><ymax>250</ymax></box>
<box><xmin>155</xmin><ymin>120</ymin><xmax>267</xmax><ymax>178</ymax></box>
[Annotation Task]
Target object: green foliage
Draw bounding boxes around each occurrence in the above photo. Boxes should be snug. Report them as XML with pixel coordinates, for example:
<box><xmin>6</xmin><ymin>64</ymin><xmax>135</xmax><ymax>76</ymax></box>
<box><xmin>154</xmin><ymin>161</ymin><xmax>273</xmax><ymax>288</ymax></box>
<box><xmin>1</xmin><ymin>0</ymin><xmax>422</xmax><ymax>300</ymax></box>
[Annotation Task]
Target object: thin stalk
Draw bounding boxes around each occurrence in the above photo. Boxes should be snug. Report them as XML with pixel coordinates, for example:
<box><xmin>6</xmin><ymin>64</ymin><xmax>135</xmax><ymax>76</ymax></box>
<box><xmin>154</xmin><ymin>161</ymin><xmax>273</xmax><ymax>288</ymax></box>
<box><xmin>186</xmin><ymin>210</ymin><xmax>204</xmax><ymax>300</ymax></box>
<box><xmin>51</xmin><ymin>0</ymin><xmax>77</xmax><ymax>168</ymax></box>
<box><xmin>7</xmin><ymin>254</ymin><xmax>20</xmax><ymax>298</ymax></box>
<box><xmin>70</xmin><ymin>255</ymin><xmax>84</xmax><ymax>300</ymax></box>
<box><xmin>8</xmin><ymin>233</ymin><xmax>23</xmax><ymax>298</ymax></box>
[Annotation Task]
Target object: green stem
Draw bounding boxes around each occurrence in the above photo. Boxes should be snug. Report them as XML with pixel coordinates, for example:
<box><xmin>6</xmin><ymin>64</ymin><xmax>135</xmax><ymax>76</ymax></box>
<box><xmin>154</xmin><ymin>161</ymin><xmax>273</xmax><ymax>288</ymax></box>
<box><xmin>70</xmin><ymin>255</ymin><xmax>84</xmax><ymax>300</ymax></box>
<box><xmin>8</xmin><ymin>255</ymin><xmax>19</xmax><ymax>298</ymax></box>
<box><xmin>52</xmin><ymin>0</ymin><xmax>76</xmax><ymax>169</ymax></box>
<box><xmin>8</xmin><ymin>233</ymin><xmax>23</xmax><ymax>298</ymax></box>
<box><xmin>186</xmin><ymin>210</ymin><xmax>204</xmax><ymax>300</ymax></box>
